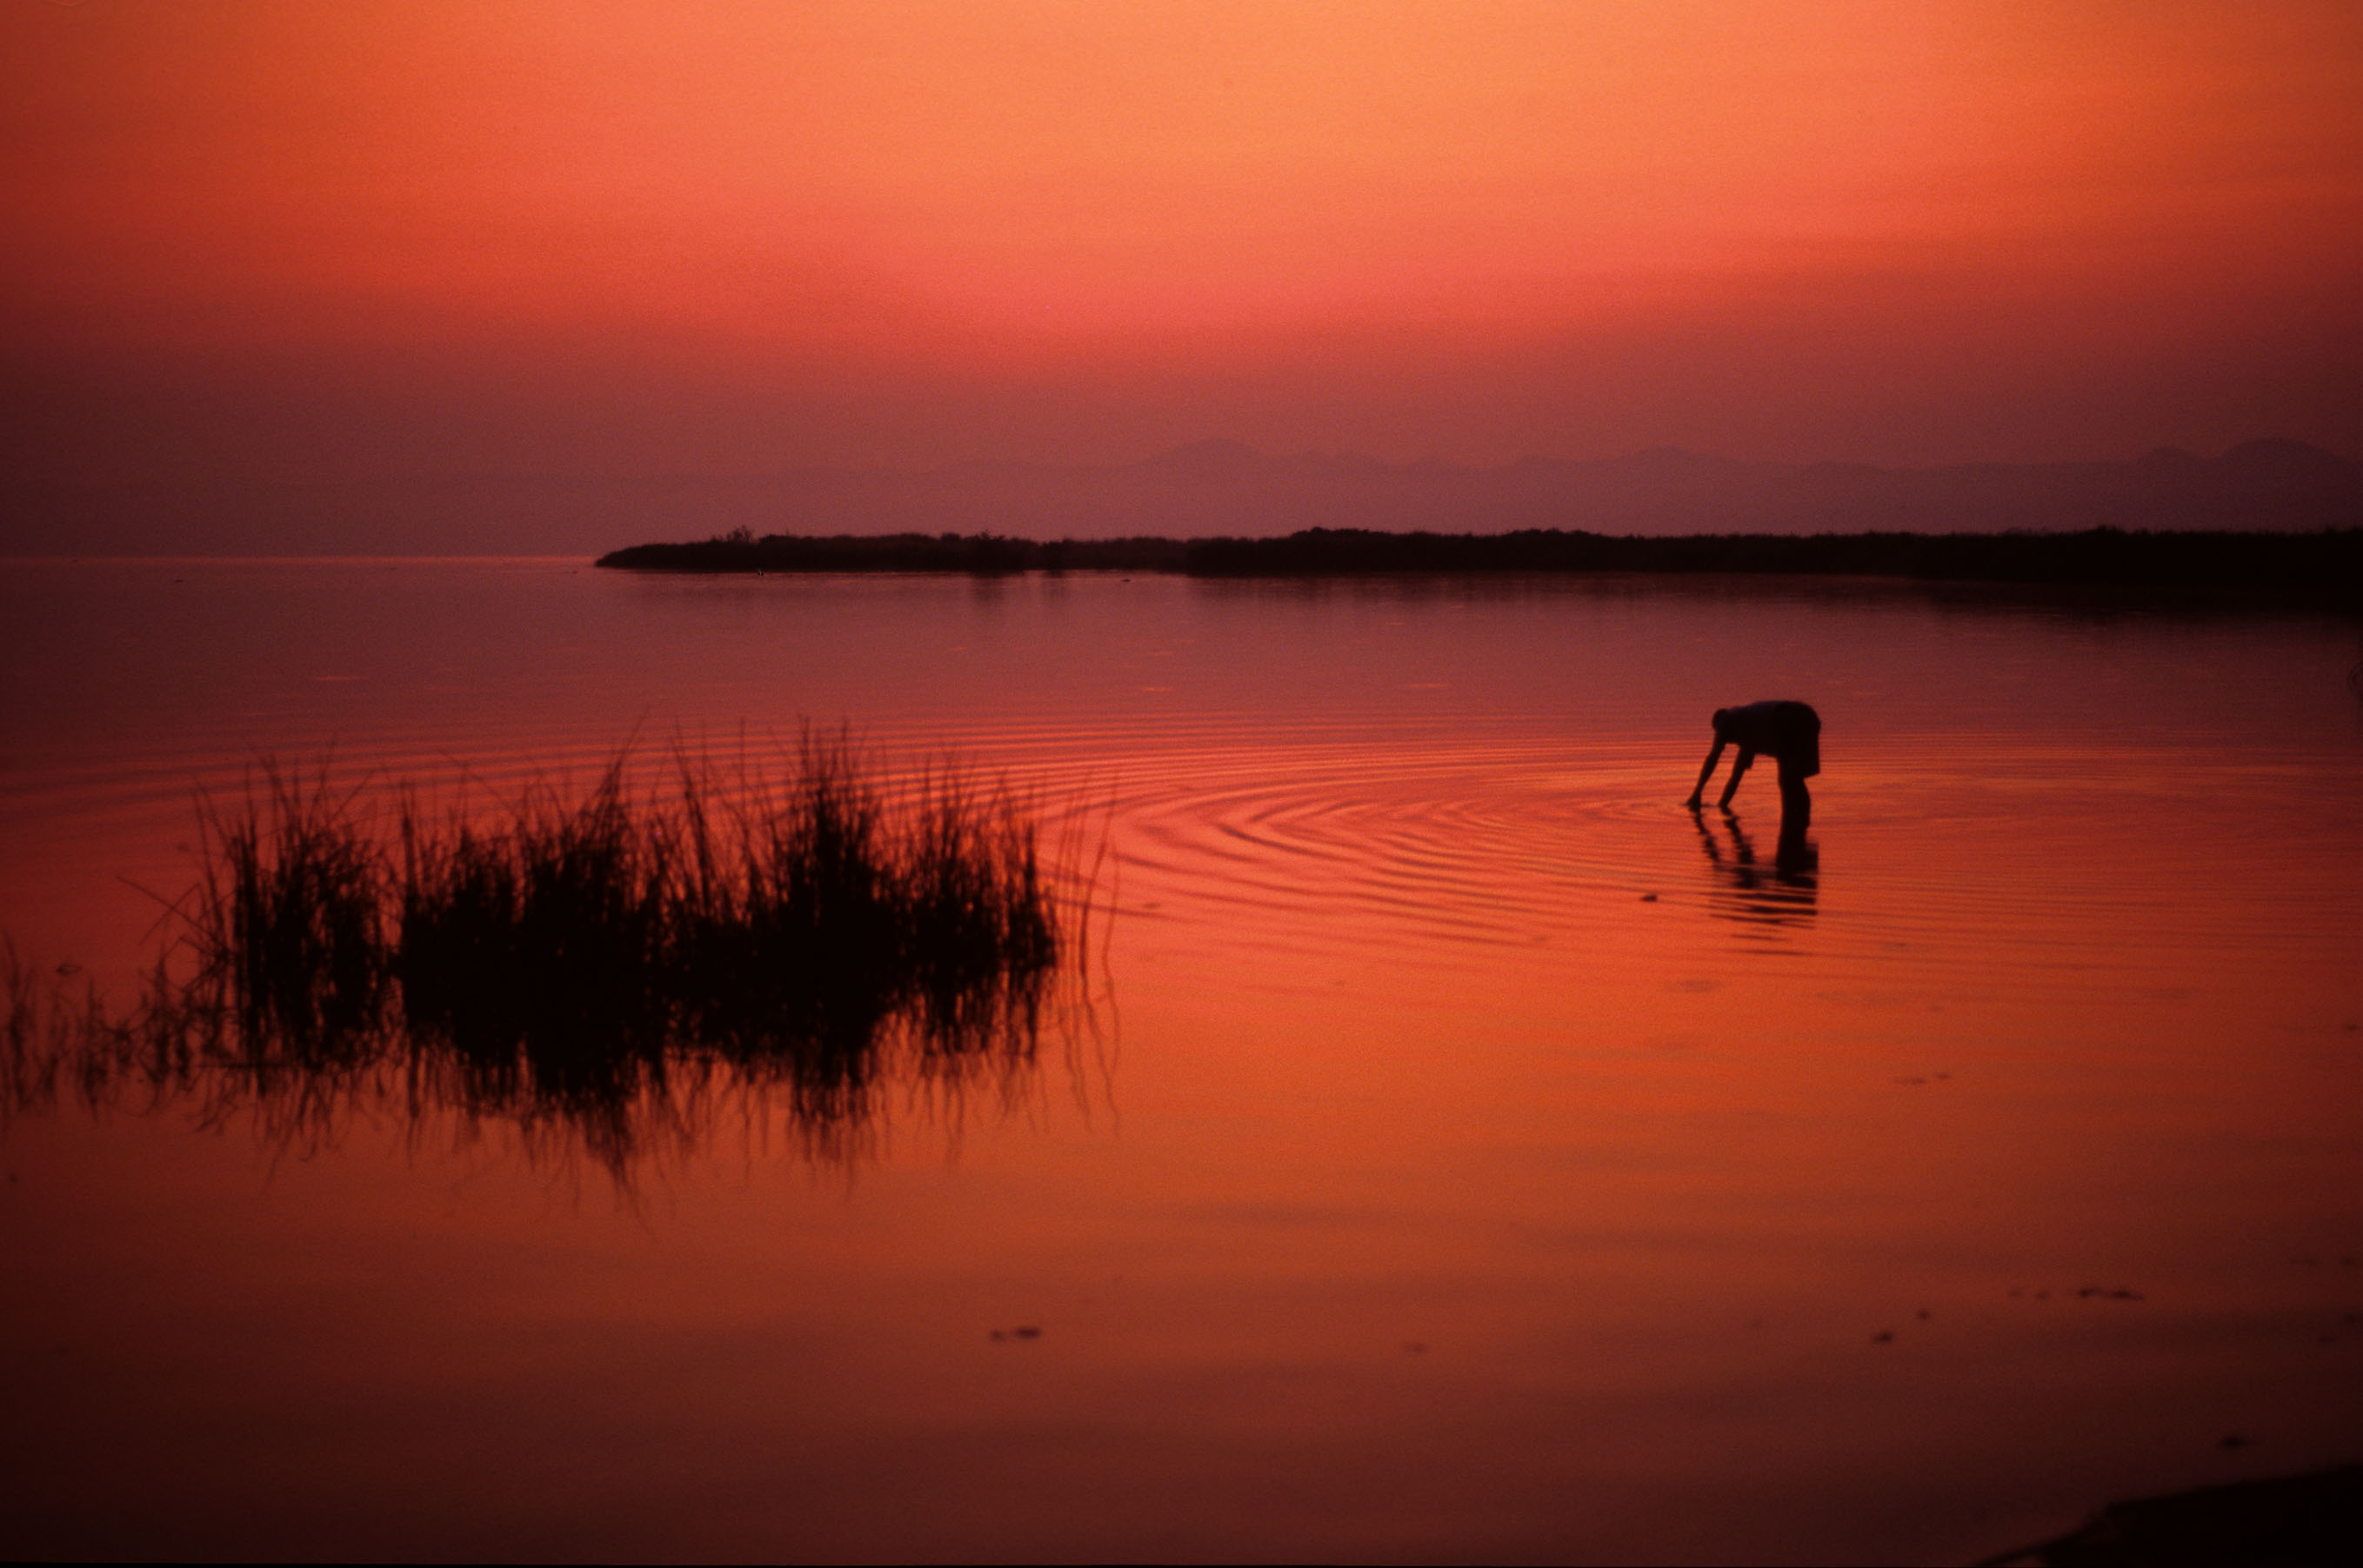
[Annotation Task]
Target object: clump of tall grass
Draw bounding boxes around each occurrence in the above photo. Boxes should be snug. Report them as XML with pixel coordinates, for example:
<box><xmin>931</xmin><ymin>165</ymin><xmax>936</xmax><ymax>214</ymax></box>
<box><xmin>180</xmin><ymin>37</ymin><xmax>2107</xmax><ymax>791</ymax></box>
<box><xmin>394</xmin><ymin>735</ymin><xmax>1061</xmax><ymax>1088</ymax></box>
<box><xmin>397</xmin><ymin>760</ymin><xmax>678</xmax><ymax>1118</ymax></box>
<box><xmin>395</xmin><ymin>734</ymin><xmax>1074</xmax><ymax>1153</ymax></box>
<box><xmin>189</xmin><ymin>762</ymin><xmax>390</xmax><ymax>1067</ymax></box>
<box><xmin>5</xmin><ymin>735</ymin><xmax>1086</xmax><ymax>1171</ymax></box>
<box><xmin>668</xmin><ymin>746</ymin><xmax>1058</xmax><ymax>1049</ymax></box>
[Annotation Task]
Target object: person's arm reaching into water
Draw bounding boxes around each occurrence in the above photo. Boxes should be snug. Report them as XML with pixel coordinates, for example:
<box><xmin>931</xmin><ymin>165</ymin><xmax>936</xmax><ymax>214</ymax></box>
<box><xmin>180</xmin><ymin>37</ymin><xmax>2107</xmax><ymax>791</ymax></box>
<box><xmin>1685</xmin><ymin>737</ymin><xmax>1727</xmax><ymax>810</ymax></box>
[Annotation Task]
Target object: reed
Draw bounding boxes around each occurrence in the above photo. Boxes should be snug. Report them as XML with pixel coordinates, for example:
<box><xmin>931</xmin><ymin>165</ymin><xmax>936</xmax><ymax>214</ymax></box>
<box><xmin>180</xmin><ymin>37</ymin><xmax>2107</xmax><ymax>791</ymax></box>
<box><xmin>6</xmin><ymin>736</ymin><xmax>1080</xmax><ymax>1171</ymax></box>
<box><xmin>376</xmin><ymin>734</ymin><xmax>1071</xmax><ymax>1131</ymax></box>
<box><xmin>397</xmin><ymin>758</ymin><xmax>678</xmax><ymax>1109</ymax></box>
<box><xmin>189</xmin><ymin>762</ymin><xmax>390</xmax><ymax>1066</ymax></box>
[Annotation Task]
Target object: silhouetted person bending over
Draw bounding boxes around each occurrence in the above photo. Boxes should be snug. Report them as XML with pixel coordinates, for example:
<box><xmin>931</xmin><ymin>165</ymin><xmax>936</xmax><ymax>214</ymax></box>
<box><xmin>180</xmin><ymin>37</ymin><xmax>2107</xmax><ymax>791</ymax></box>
<box><xmin>1685</xmin><ymin>700</ymin><xmax>1821</xmax><ymax>832</ymax></box>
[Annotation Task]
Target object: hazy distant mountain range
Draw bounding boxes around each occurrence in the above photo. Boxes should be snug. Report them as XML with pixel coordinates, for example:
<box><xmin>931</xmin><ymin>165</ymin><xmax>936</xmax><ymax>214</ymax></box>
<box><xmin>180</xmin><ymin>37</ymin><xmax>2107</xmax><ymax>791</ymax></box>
<box><xmin>11</xmin><ymin>437</ymin><xmax>2359</xmax><ymax>556</ymax></box>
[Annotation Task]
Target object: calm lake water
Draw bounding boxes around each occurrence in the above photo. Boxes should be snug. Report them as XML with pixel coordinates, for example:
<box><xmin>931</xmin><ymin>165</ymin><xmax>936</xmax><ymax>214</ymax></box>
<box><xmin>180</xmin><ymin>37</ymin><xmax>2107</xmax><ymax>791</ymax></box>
<box><xmin>3</xmin><ymin>558</ymin><xmax>2361</xmax><ymax>1564</ymax></box>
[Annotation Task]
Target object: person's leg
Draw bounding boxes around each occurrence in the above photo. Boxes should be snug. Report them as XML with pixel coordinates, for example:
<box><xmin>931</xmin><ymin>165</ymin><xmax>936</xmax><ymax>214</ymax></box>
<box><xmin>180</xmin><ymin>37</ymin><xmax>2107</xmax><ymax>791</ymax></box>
<box><xmin>1777</xmin><ymin>757</ymin><xmax>1811</xmax><ymax>833</ymax></box>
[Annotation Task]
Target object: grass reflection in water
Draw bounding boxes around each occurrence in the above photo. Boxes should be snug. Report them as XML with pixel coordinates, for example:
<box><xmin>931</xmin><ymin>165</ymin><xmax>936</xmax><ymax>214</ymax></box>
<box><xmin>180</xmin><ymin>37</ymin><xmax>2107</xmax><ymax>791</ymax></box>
<box><xmin>3</xmin><ymin>733</ymin><xmax>1105</xmax><ymax>1174</ymax></box>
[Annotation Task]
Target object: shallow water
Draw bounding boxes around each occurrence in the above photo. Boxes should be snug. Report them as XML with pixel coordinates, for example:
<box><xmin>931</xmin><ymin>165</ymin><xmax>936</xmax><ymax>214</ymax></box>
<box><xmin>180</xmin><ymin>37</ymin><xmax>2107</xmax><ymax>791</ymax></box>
<box><xmin>3</xmin><ymin>559</ymin><xmax>2360</xmax><ymax>1563</ymax></box>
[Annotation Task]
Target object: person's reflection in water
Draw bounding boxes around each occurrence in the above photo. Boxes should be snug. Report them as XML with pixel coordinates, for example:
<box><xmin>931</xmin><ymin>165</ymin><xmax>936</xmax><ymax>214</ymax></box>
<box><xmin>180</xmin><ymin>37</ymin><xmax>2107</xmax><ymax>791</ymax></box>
<box><xmin>1693</xmin><ymin>809</ymin><xmax>1818</xmax><ymax>930</ymax></box>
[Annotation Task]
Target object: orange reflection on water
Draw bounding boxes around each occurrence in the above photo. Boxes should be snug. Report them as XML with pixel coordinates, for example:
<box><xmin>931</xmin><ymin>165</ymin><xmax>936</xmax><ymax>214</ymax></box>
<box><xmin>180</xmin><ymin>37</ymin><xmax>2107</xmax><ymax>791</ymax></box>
<box><xmin>3</xmin><ymin>564</ymin><xmax>2360</xmax><ymax>1561</ymax></box>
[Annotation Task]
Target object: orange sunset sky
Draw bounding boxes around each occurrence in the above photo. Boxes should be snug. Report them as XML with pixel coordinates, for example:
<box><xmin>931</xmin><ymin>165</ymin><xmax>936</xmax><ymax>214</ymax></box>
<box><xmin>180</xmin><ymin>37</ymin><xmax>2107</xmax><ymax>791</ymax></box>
<box><xmin>4</xmin><ymin>1</ymin><xmax>2360</xmax><ymax>519</ymax></box>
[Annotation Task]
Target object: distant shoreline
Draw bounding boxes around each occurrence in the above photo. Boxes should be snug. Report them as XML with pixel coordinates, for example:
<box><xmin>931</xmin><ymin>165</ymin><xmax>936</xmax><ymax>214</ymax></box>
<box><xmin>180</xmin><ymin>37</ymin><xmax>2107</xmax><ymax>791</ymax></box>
<box><xmin>596</xmin><ymin>527</ymin><xmax>2363</xmax><ymax>611</ymax></box>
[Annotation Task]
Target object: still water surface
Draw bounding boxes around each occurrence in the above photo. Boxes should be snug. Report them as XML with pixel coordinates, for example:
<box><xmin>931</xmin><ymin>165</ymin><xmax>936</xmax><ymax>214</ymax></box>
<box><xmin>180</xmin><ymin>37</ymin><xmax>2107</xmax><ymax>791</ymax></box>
<box><xmin>3</xmin><ymin>559</ymin><xmax>2361</xmax><ymax>1563</ymax></box>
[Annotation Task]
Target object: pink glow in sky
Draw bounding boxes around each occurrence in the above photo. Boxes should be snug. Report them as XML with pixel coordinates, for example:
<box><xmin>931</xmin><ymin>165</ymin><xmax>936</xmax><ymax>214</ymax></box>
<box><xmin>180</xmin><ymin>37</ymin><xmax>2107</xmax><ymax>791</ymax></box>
<box><xmin>4</xmin><ymin>1</ymin><xmax>2360</xmax><ymax>524</ymax></box>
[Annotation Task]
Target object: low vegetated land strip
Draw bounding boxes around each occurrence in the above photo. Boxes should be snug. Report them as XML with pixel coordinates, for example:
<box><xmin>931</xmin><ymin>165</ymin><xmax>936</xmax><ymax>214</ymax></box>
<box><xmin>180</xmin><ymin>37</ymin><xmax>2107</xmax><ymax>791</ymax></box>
<box><xmin>597</xmin><ymin>528</ymin><xmax>2363</xmax><ymax>607</ymax></box>
<box><xmin>599</xmin><ymin>532</ymin><xmax>1186</xmax><ymax>574</ymax></box>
